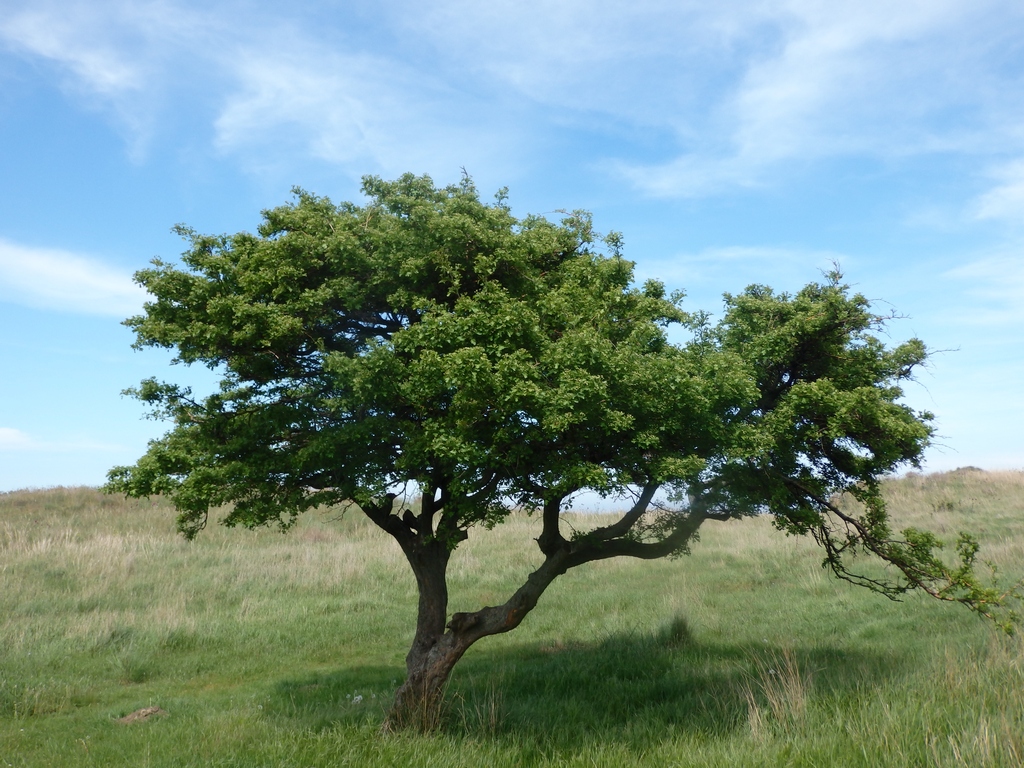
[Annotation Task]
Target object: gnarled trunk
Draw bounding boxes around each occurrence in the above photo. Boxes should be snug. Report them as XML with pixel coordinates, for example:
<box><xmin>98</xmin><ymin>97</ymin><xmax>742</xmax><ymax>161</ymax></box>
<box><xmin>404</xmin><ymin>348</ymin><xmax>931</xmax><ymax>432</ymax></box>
<box><xmin>385</xmin><ymin>538</ymin><xmax>464</xmax><ymax>731</ymax></box>
<box><xmin>384</xmin><ymin>538</ymin><xmax>572</xmax><ymax>731</ymax></box>
<box><xmin>387</xmin><ymin>631</ymin><xmax>466</xmax><ymax>731</ymax></box>
<box><xmin>380</xmin><ymin>491</ymin><xmax>711</xmax><ymax>731</ymax></box>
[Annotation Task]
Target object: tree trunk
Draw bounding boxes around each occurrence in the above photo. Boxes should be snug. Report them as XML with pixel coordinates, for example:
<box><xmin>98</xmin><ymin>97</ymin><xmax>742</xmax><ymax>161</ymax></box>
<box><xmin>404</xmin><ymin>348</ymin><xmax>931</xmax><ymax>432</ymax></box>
<box><xmin>386</xmin><ymin>631</ymin><xmax>467</xmax><ymax>732</ymax></box>
<box><xmin>384</xmin><ymin>538</ymin><xmax>466</xmax><ymax>732</ymax></box>
<box><xmin>380</xmin><ymin>501</ymin><xmax>711</xmax><ymax>731</ymax></box>
<box><xmin>383</xmin><ymin>542</ymin><xmax>571</xmax><ymax>731</ymax></box>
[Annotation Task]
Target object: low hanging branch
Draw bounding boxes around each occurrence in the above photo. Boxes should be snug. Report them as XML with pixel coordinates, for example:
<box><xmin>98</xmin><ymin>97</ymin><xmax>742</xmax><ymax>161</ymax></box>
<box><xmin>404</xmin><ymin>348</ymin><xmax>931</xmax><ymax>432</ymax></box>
<box><xmin>793</xmin><ymin>481</ymin><xmax>1023</xmax><ymax>631</ymax></box>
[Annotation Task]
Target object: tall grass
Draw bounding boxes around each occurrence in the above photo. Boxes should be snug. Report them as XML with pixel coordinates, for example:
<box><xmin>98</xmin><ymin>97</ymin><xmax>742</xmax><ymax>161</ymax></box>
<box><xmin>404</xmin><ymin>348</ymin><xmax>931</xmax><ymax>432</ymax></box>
<box><xmin>2</xmin><ymin>471</ymin><xmax>1023</xmax><ymax>766</ymax></box>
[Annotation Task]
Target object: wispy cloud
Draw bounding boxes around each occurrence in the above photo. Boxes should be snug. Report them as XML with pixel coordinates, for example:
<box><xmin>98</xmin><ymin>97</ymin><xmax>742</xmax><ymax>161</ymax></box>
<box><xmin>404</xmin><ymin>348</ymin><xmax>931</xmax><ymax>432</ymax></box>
<box><xmin>0</xmin><ymin>0</ymin><xmax>218</xmax><ymax>158</ymax></box>
<box><xmin>0</xmin><ymin>1</ymin><xmax>529</xmax><ymax>178</ymax></box>
<box><xmin>1</xmin><ymin>4</ymin><xmax>153</xmax><ymax>157</ymax></box>
<box><xmin>0</xmin><ymin>238</ymin><xmax>147</xmax><ymax>316</ymax></box>
<box><xmin>0</xmin><ymin>5</ymin><xmax>143</xmax><ymax>95</ymax></box>
<box><xmin>0</xmin><ymin>428</ymin><xmax>35</xmax><ymax>451</ymax></box>
<box><xmin>213</xmin><ymin>46</ymin><xmax>516</xmax><ymax>178</ymax></box>
<box><xmin>3</xmin><ymin>0</ymin><xmax>1023</xmax><ymax>196</ymax></box>
<box><xmin>375</xmin><ymin>0</ymin><xmax>1024</xmax><ymax>197</ymax></box>
<box><xmin>606</xmin><ymin>1</ymin><xmax>1024</xmax><ymax>196</ymax></box>
<box><xmin>214</xmin><ymin>51</ymin><xmax>384</xmax><ymax>166</ymax></box>
<box><xmin>973</xmin><ymin>159</ymin><xmax>1024</xmax><ymax>222</ymax></box>
<box><xmin>0</xmin><ymin>427</ymin><xmax>124</xmax><ymax>453</ymax></box>
<box><xmin>636</xmin><ymin>245</ymin><xmax>848</xmax><ymax>288</ymax></box>
<box><xmin>942</xmin><ymin>252</ymin><xmax>1024</xmax><ymax>326</ymax></box>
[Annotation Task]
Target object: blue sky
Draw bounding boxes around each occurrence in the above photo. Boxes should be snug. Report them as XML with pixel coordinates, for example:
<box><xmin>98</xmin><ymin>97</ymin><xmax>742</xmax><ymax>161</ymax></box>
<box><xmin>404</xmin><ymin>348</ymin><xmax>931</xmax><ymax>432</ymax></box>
<box><xmin>1</xmin><ymin>0</ymin><xmax>1022</xmax><ymax>491</ymax></box>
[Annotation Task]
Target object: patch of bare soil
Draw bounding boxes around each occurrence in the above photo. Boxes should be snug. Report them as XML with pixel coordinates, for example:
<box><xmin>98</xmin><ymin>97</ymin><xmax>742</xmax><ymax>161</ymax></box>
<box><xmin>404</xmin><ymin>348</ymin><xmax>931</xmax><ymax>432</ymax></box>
<box><xmin>117</xmin><ymin>706</ymin><xmax>168</xmax><ymax>724</ymax></box>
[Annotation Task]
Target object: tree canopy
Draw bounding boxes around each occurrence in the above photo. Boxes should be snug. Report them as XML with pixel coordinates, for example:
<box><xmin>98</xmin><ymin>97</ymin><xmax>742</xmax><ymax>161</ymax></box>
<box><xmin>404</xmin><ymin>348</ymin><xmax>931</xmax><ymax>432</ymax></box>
<box><xmin>107</xmin><ymin>173</ymin><xmax>1017</xmax><ymax>729</ymax></box>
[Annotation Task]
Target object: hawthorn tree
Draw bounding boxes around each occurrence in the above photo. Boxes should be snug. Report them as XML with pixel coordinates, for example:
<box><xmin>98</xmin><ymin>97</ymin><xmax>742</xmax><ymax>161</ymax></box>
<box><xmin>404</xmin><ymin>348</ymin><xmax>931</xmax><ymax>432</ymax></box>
<box><xmin>107</xmin><ymin>173</ymin><xmax>1015</xmax><ymax>730</ymax></box>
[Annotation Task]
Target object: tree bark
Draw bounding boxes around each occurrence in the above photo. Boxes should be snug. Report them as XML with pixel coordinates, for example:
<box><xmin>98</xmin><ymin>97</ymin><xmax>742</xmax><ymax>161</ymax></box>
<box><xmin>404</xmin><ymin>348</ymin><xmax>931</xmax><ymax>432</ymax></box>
<box><xmin>384</xmin><ymin>536</ymin><xmax>465</xmax><ymax>731</ymax></box>
<box><xmin>386</xmin><ymin>628</ymin><xmax>467</xmax><ymax>732</ymax></box>
<box><xmin>382</xmin><ymin>495</ymin><xmax>713</xmax><ymax>731</ymax></box>
<box><xmin>384</xmin><ymin>543</ymin><xmax>570</xmax><ymax>732</ymax></box>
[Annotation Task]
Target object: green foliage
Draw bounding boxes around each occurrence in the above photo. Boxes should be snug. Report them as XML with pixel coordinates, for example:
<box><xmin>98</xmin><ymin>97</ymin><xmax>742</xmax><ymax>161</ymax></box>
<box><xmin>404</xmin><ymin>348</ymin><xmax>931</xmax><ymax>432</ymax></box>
<box><xmin>107</xmin><ymin>174</ymin><xmax>1017</xmax><ymax>633</ymax></box>
<box><xmin>109</xmin><ymin>174</ymin><xmax>702</xmax><ymax>538</ymax></box>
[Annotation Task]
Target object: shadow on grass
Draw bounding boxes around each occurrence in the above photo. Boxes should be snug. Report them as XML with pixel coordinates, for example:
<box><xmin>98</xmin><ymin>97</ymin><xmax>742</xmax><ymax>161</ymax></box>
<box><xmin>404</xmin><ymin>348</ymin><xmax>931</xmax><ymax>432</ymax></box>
<box><xmin>268</xmin><ymin>622</ymin><xmax>904</xmax><ymax>753</ymax></box>
<box><xmin>268</xmin><ymin>664</ymin><xmax>400</xmax><ymax>729</ymax></box>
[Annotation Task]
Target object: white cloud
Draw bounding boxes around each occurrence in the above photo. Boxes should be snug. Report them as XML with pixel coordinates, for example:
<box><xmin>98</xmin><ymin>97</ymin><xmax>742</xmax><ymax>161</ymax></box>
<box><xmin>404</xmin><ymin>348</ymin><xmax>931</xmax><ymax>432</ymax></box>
<box><xmin>605</xmin><ymin>1</ymin><xmax>1024</xmax><ymax>195</ymax></box>
<box><xmin>942</xmin><ymin>253</ymin><xmax>1024</xmax><ymax>326</ymax></box>
<box><xmin>3</xmin><ymin>0</ymin><xmax>1023</xmax><ymax>195</ymax></box>
<box><xmin>0</xmin><ymin>428</ymin><xmax>35</xmax><ymax>451</ymax></box>
<box><xmin>0</xmin><ymin>1</ymin><xmax>527</xmax><ymax>178</ymax></box>
<box><xmin>376</xmin><ymin>0</ymin><xmax>1024</xmax><ymax>196</ymax></box>
<box><xmin>611</xmin><ymin>155</ymin><xmax>757</xmax><ymax>198</ymax></box>
<box><xmin>0</xmin><ymin>1</ymin><xmax>218</xmax><ymax>158</ymax></box>
<box><xmin>0</xmin><ymin>239</ymin><xmax>147</xmax><ymax>316</ymax></box>
<box><xmin>214</xmin><ymin>49</ymin><xmax>420</xmax><ymax>169</ymax></box>
<box><xmin>0</xmin><ymin>6</ymin><xmax>143</xmax><ymax>95</ymax></box>
<box><xmin>973</xmin><ymin>159</ymin><xmax>1024</xmax><ymax>221</ymax></box>
<box><xmin>211</xmin><ymin>38</ymin><xmax>531</xmax><ymax>181</ymax></box>
<box><xmin>0</xmin><ymin>3</ymin><xmax>154</xmax><ymax>158</ymax></box>
<box><xmin>637</xmin><ymin>245</ymin><xmax>848</xmax><ymax>287</ymax></box>
<box><xmin>389</xmin><ymin>0</ymin><xmax>755</xmax><ymax>120</ymax></box>
<box><xmin>0</xmin><ymin>427</ymin><xmax>124</xmax><ymax>454</ymax></box>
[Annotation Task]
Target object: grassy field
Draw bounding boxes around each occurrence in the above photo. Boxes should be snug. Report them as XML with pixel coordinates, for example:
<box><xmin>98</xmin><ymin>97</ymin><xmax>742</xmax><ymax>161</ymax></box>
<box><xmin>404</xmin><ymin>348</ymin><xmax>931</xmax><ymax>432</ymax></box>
<box><xmin>2</xmin><ymin>469</ymin><xmax>1024</xmax><ymax>766</ymax></box>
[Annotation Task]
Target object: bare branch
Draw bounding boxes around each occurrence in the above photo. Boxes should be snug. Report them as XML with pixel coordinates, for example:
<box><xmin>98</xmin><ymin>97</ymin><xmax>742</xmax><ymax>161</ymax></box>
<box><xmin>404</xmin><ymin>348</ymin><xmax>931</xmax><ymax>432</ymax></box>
<box><xmin>537</xmin><ymin>493</ymin><xmax>567</xmax><ymax>556</ymax></box>
<box><xmin>587</xmin><ymin>481</ymin><xmax>660</xmax><ymax>542</ymax></box>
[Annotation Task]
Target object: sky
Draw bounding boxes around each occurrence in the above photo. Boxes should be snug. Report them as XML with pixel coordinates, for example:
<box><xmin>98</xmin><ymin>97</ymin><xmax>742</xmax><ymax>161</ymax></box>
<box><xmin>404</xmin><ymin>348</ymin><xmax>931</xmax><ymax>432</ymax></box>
<box><xmin>1</xmin><ymin>0</ymin><xmax>1022</xmax><ymax>492</ymax></box>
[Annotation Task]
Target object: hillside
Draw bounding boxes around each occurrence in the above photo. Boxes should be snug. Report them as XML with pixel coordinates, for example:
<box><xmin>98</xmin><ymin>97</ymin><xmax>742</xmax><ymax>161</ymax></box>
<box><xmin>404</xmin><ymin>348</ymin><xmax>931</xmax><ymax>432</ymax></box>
<box><xmin>2</xmin><ymin>470</ymin><xmax>1023</xmax><ymax>766</ymax></box>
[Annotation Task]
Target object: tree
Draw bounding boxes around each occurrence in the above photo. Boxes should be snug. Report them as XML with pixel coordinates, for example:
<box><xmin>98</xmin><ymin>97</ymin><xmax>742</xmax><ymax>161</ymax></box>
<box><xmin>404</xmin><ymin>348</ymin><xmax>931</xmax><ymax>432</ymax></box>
<box><xmin>107</xmin><ymin>173</ymin><xmax>1017</xmax><ymax>731</ymax></box>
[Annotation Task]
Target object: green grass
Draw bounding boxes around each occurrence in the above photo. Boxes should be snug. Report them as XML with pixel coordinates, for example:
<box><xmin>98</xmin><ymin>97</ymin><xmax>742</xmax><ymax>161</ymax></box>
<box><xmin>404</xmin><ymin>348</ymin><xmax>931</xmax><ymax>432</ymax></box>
<box><xmin>2</xmin><ymin>470</ymin><xmax>1024</xmax><ymax>766</ymax></box>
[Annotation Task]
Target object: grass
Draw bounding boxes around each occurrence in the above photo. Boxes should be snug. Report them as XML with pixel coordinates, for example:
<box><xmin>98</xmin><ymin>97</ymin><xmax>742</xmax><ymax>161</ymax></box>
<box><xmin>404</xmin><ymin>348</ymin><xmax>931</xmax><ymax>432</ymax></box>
<box><xmin>1</xmin><ymin>469</ymin><xmax>1023</xmax><ymax>766</ymax></box>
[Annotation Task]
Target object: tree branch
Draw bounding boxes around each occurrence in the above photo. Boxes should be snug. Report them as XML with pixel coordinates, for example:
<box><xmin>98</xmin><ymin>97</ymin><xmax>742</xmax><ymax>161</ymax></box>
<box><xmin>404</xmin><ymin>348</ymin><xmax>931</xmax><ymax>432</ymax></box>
<box><xmin>418</xmin><ymin>479</ymin><xmax>437</xmax><ymax>535</ymax></box>
<box><xmin>536</xmin><ymin>493</ymin><xmax>568</xmax><ymax>556</ymax></box>
<box><xmin>361</xmin><ymin>492</ymin><xmax>411</xmax><ymax>543</ymax></box>
<box><xmin>587</xmin><ymin>481</ymin><xmax>659</xmax><ymax>542</ymax></box>
<box><xmin>781</xmin><ymin>475</ymin><xmax>1023</xmax><ymax>626</ymax></box>
<box><xmin>446</xmin><ymin>507</ymin><xmax>712</xmax><ymax>647</ymax></box>
<box><xmin>569</xmin><ymin>508</ymin><xmax>708</xmax><ymax>565</ymax></box>
<box><xmin>464</xmin><ymin>469</ymin><xmax>501</xmax><ymax>502</ymax></box>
